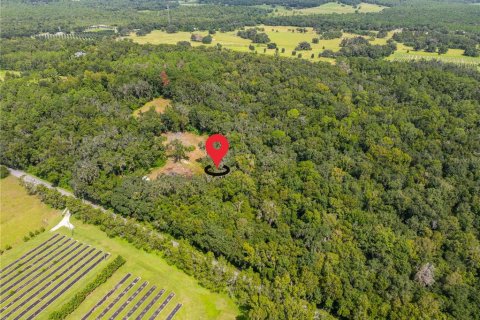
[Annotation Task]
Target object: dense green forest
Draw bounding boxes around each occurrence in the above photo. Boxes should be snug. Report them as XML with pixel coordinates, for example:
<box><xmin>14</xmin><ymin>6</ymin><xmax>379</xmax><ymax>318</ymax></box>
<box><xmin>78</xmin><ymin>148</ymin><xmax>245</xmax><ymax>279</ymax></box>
<box><xmin>1</xmin><ymin>38</ymin><xmax>480</xmax><ymax>319</ymax></box>
<box><xmin>2</xmin><ymin>0</ymin><xmax>479</xmax><ymax>41</ymax></box>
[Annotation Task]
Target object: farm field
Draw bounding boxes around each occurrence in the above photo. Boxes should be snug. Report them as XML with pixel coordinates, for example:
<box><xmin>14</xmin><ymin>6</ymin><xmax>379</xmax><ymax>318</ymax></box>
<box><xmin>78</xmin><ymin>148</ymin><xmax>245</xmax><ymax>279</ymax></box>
<box><xmin>259</xmin><ymin>2</ymin><xmax>386</xmax><ymax>15</ymax></box>
<box><xmin>61</xmin><ymin>218</ymin><xmax>239</xmax><ymax>320</ymax></box>
<box><xmin>388</xmin><ymin>43</ymin><xmax>480</xmax><ymax>67</ymax></box>
<box><xmin>129</xmin><ymin>27</ymin><xmax>479</xmax><ymax>67</ymax></box>
<box><xmin>128</xmin><ymin>25</ymin><xmax>353</xmax><ymax>63</ymax></box>
<box><xmin>0</xmin><ymin>176</ymin><xmax>61</xmax><ymax>249</ymax></box>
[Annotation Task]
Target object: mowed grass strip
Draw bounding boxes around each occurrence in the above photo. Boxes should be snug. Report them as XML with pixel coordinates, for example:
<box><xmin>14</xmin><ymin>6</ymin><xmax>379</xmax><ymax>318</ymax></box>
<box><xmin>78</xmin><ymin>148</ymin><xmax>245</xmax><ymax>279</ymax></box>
<box><xmin>1</xmin><ymin>176</ymin><xmax>61</xmax><ymax>249</ymax></box>
<box><xmin>62</xmin><ymin>218</ymin><xmax>239</xmax><ymax>320</ymax></box>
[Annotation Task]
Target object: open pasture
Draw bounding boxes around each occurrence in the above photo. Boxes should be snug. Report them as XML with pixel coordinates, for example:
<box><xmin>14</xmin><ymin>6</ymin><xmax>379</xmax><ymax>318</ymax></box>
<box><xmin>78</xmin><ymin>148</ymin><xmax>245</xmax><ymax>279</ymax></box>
<box><xmin>130</xmin><ymin>27</ymin><xmax>479</xmax><ymax>67</ymax></box>
<box><xmin>1</xmin><ymin>175</ymin><xmax>61</xmax><ymax>249</ymax></box>
<box><xmin>261</xmin><ymin>2</ymin><xmax>386</xmax><ymax>15</ymax></box>
<box><xmin>129</xmin><ymin>25</ymin><xmax>356</xmax><ymax>63</ymax></box>
<box><xmin>388</xmin><ymin>43</ymin><xmax>480</xmax><ymax>67</ymax></box>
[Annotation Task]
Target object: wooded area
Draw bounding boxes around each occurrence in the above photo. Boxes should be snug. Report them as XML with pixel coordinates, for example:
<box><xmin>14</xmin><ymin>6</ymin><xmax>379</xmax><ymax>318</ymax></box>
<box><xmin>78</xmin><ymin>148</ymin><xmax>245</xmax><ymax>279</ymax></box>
<box><xmin>1</xmin><ymin>37</ymin><xmax>479</xmax><ymax>318</ymax></box>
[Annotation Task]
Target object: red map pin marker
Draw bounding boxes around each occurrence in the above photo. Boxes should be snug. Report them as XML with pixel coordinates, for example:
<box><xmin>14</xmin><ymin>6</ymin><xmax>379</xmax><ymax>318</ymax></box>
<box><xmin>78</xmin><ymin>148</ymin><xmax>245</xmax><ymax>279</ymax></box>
<box><xmin>206</xmin><ymin>134</ymin><xmax>229</xmax><ymax>169</ymax></box>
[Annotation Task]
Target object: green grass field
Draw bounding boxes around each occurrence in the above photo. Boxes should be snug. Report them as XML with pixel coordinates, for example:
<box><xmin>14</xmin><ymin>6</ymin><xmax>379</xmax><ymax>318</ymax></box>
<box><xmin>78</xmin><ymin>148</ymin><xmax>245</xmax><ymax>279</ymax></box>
<box><xmin>0</xmin><ymin>176</ymin><xmax>61</xmax><ymax>249</ymax></box>
<box><xmin>0</xmin><ymin>176</ymin><xmax>239</xmax><ymax>319</ymax></box>
<box><xmin>129</xmin><ymin>25</ymin><xmax>352</xmax><ymax>63</ymax></box>
<box><xmin>129</xmin><ymin>27</ymin><xmax>479</xmax><ymax>67</ymax></box>
<box><xmin>388</xmin><ymin>43</ymin><xmax>480</xmax><ymax>67</ymax></box>
<box><xmin>259</xmin><ymin>2</ymin><xmax>386</xmax><ymax>15</ymax></box>
<box><xmin>62</xmin><ymin>218</ymin><xmax>239</xmax><ymax>320</ymax></box>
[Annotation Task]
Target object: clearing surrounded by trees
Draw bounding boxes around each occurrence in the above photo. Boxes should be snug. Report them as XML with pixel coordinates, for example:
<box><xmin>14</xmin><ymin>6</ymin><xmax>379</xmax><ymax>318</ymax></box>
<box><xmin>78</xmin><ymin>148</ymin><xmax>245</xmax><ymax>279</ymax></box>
<box><xmin>148</xmin><ymin>132</ymin><xmax>207</xmax><ymax>178</ymax></box>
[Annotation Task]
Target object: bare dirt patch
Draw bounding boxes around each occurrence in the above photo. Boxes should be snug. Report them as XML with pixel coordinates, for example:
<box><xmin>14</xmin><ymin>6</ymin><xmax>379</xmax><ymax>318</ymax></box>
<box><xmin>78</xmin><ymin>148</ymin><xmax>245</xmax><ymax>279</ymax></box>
<box><xmin>133</xmin><ymin>97</ymin><xmax>171</xmax><ymax>117</ymax></box>
<box><xmin>148</xmin><ymin>132</ymin><xmax>207</xmax><ymax>178</ymax></box>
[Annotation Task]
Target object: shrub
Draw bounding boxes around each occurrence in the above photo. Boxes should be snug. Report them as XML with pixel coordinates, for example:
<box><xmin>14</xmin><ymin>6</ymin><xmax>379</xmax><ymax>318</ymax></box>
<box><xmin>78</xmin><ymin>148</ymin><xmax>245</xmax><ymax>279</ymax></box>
<box><xmin>48</xmin><ymin>256</ymin><xmax>126</xmax><ymax>320</ymax></box>
<box><xmin>267</xmin><ymin>42</ymin><xmax>277</xmax><ymax>49</ymax></box>
<box><xmin>0</xmin><ymin>165</ymin><xmax>9</xmax><ymax>179</ymax></box>
<box><xmin>295</xmin><ymin>41</ymin><xmax>312</xmax><ymax>51</ymax></box>
<box><xmin>177</xmin><ymin>41</ymin><xmax>191</xmax><ymax>47</ymax></box>
<box><xmin>202</xmin><ymin>35</ymin><xmax>213</xmax><ymax>44</ymax></box>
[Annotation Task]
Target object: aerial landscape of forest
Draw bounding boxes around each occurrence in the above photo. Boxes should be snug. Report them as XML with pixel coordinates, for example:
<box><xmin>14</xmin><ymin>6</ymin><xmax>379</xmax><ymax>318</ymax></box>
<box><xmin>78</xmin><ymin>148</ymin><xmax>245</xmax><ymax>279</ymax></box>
<box><xmin>0</xmin><ymin>0</ymin><xmax>479</xmax><ymax>319</ymax></box>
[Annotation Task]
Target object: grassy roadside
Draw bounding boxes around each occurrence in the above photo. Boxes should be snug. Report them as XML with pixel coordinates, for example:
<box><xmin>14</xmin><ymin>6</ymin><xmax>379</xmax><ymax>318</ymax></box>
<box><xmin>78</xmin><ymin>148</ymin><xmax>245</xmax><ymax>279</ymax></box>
<box><xmin>0</xmin><ymin>176</ymin><xmax>61</xmax><ymax>249</ymax></box>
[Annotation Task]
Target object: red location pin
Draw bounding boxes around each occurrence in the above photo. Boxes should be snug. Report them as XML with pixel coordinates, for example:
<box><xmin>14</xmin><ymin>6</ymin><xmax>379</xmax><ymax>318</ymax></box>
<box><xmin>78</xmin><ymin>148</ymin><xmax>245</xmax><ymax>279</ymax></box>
<box><xmin>205</xmin><ymin>134</ymin><xmax>229</xmax><ymax>169</ymax></box>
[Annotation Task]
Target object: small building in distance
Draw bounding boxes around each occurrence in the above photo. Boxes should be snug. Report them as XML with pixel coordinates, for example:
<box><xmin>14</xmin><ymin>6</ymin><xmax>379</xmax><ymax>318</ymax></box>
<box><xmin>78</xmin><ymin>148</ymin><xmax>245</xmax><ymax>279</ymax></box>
<box><xmin>74</xmin><ymin>51</ymin><xmax>86</xmax><ymax>58</ymax></box>
<box><xmin>190</xmin><ymin>34</ymin><xmax>203</xmax><ymax>42</ymax></box>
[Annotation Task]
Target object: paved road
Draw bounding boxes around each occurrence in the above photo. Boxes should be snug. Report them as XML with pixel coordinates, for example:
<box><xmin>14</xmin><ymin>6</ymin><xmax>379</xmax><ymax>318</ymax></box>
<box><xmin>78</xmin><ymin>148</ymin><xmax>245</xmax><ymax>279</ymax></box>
<box><xmin>7</xmin><ymin>167</ymin><xmax>105</xmax><ymax>211</ymax></box>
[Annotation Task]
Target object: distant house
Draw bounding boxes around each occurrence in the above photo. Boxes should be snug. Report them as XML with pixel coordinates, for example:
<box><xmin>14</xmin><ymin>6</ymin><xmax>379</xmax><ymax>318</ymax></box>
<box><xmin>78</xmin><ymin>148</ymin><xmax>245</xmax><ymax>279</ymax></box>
<box><xmin>190</xmin><ymin>34</ymin><xmax>203</xmax><ymax>42</ymax></box>
<box><xmin>74</xmin><ymin>51</ymin><xmax>86</xmax><ymax>58</ymax></box>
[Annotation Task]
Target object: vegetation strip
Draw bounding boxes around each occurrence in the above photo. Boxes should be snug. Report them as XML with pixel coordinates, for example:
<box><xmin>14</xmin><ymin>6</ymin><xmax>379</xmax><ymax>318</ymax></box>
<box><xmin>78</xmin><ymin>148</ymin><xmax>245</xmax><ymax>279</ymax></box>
<box><xmin>123</xmin><ymin>286</ymin><xmax>156</xmax><ymax>320</ymax></box>
<box><xmin>135</xmin><ymin>289</ymin><xmax>165</xmax><ymax>320</ymax></box>
<box><xmin>0</xmin><ymin>234</ymin><xmax>62</xmax><ymax>278</ymax></box>
<box><xmin>13</xmin><ymin>250</ymin><xmax>103</xmax><ymax>320</ymax></box>
<box><xmin>109</xmin><ymin>281</ymin><xmax>148</xmax><ymax>320</ymax></box>
<box><xmin>148</xmin><ymin>293</ymin><xmax>174</xmax><ymax>320</ymax></box>
<box><xmin>96</xmin><ymin>277</ymin><xmax>140</xmax><ymax>319</ymax></box>
<box><xmin>81</xmin><ymin>273</ymin><xmax>131</xmax><ymax>320</ymax></box>
<box><xmin>48</xmin><ymin>255</ymin><xmax>125</xmax><ymax>320</ymax></box>
<box><xmin>165</xmin><ymin>304</ymin><xmax>182</xmax><ymax>320</ymax></box>
<box><xmin>27</xmin><ymin>253</ymin><xmax>112</xmax><ymax>320</ymax></box>
<box><xmin>1</xmin><ymin>246</ymin><xmax>94</xmax><ymax>318</ymax></box>
<box><xmin>1</xmin><ymin>239</ymin><xmax>78</xmax><ymax>295</ymax></box>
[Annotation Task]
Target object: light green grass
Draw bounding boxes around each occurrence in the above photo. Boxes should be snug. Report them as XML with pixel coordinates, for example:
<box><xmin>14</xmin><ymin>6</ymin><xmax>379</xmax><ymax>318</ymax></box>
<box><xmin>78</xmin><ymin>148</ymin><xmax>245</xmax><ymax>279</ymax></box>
<box><xmin>388</xmin><ymin>43</ymin><xmax>480</xmax><ymax>67</ymax></box>
<box><xmin>0</xmin><ymin>176</ymin><xmax>61</xmax><ymax>249</ymax></box>
<box><xmin>84</xmin><ymin>27</ymin><xmax>116</xmax><ymax>33</ymax></box>
<box><xmin>62</xmin><ymin>218</ymin><xmax>239</xmax><ymax>320</ymax></box>
<box><xmin>0</xmin><ymin>176</ymin><xmax>238</xmax><ymax>319</ymax></box>
<box><xmin>261</xmin><ymin>2</ymin><xmax>386</xmax><ymax>16</ymax></box>
<box><xmin>128</xmin><ymin>25</ymin><xmax>355</xmax><ymax>63</ymax></box>
<box><xmin>129</xmin><ymin>27</ymin><xmax>480</xmax><ymax>67</ymax></box>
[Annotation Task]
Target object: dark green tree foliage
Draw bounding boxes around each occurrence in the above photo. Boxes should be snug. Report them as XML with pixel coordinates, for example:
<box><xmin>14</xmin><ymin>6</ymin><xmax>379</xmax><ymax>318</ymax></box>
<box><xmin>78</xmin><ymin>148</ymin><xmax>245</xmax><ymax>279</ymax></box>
<box><xmin>392</xmin><ymin>29</ymin><xmax>480</xmax><ymax>54</ymax></box>
<box><xmin>263</xmin><ymin>3</ymin><xmax>480</xmax><ymax>34</ymax></box>
<box><xmin>0</xmin><ymin>165</ymin><xmax>9</xmax><ymax>179</ymax></box>
<box><xmin>319</xmin><ymin>30</ymin><xmax>343</xmax><ymax>39</ymax></box>
<box><xmin>237</xmin><ymin>28</ymin><xmax>271</xmax><ymax>43</ymax></box>
<box><xmin>202</xmin><ymin>34</ymin><xmax>213</xmax><ymax>44</ymax></box>
<box><xmin>295</xmin><ymin>41</ymin><xmax>312</xmax><ymax>51</ymax></box>
<box><xmin>2</xmin><ymin>38</ymin><xmax>480</xmax><ymax>319</ymax></box>
<box><xmin>334</xmin><ymin>37</ymin><xmax>397</xmax><ymax>58</ymax></box>
<box><xmin>267</xmin><ymin>42</ymin><xmax>277</xmax><ymax>49</ymax></box>
<box><xmin>48</xmin><ymin>255</ymin><xmax>126</xmax><ymax>320</ymax></box>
